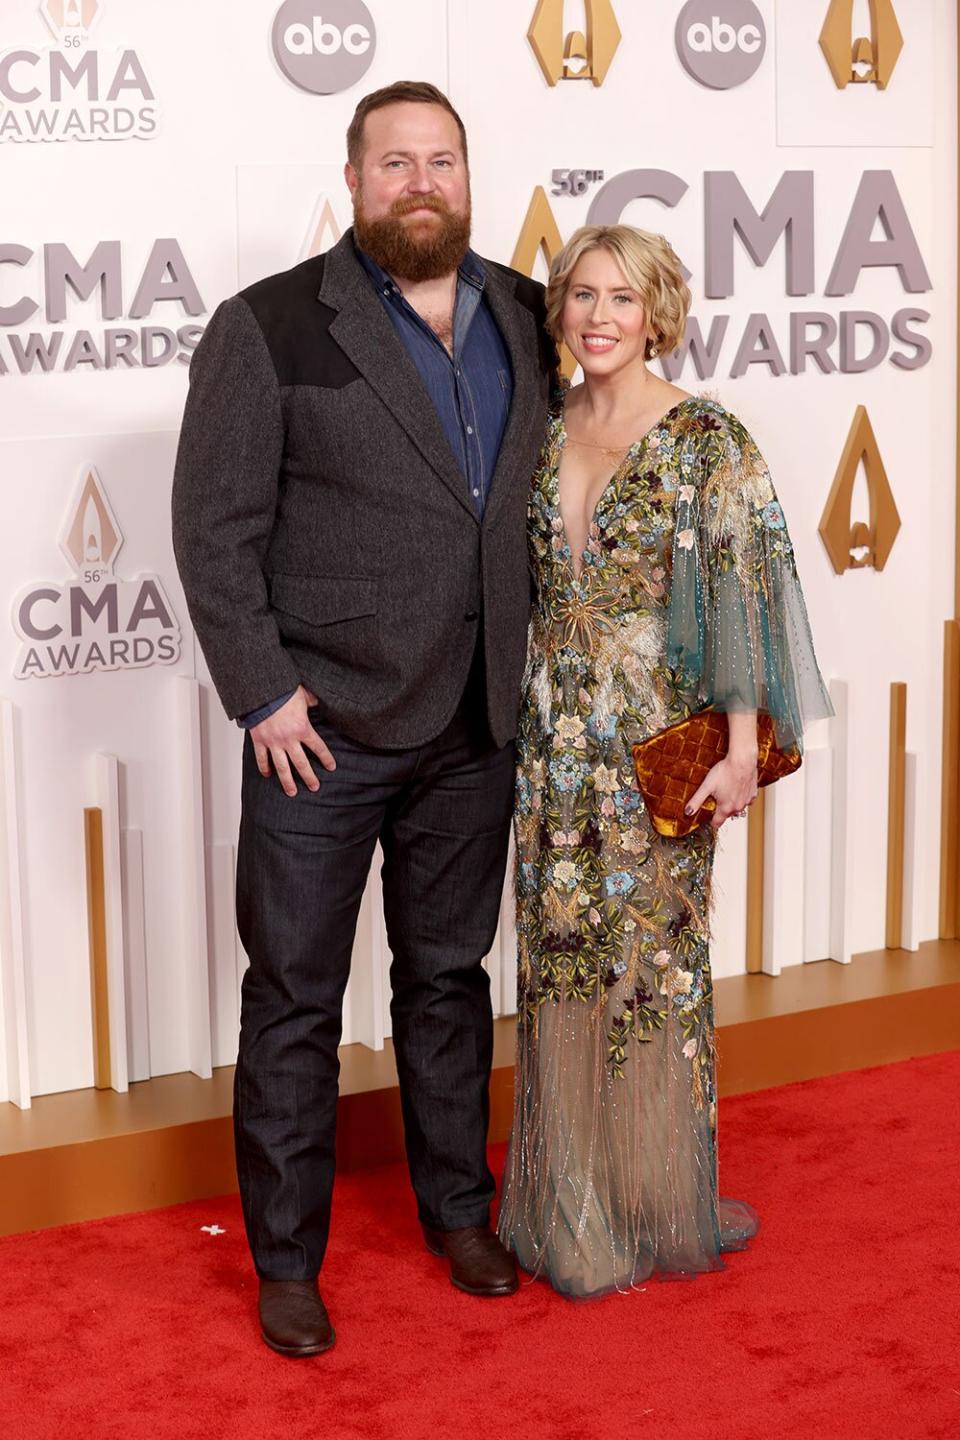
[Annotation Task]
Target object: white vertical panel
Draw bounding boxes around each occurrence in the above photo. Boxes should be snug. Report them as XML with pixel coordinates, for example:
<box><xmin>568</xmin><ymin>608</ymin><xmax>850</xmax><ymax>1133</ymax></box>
<box><xmin>233</xmin><ymin>845</ymin><xmax>249</xmax><ymax>1004</ymax></box>
<box><xmin>762</xmin><ymin>768</ymin><xmax>806</xmax><ymax>976</ymax></box>
<box><xmin>0</xmin><ymin>700</ymin><xmax>30</xmax><ymax>1109</ymax></box>
<box><xmin>207</xmin><ymin>841</ymin><xmax>240</xmax><ymax>1068</ymax></box>
<box><xmin>445</xmin><ymin>0</ymin><xmax>471</xmax><ymax>110</ymax></box>
<box><xmin>343</xmin><ymin>848</ymin><xmax>387</xmax><ymax>1052</ymax></box>
<box><xmin>373</xmin><ymin>860</ymin><xmax>391</xmax><ymax>1047</ymax></box>
<box><xmin>484</xmin><ymin>908</ymin><xmax>504</xmax><ymax>1018</ymax></box>
<box><xmin>175</xmin><ymin>677</ymin><xmax>212</xmax><ymax>1080</ymax></box>
<box><xmin>827</xmin><ymin>680</ymin><xmax>853</xmax><ymax>965</ymax></box>
<box><xmin>901</xmin><ymin>753</ymin><xmax>922</xmax><ymax>953</ymax></box>
<box><xmin>93</xmin><ymin>754</ymin><xmax>129</xmax><ymax>1094</ymax></box>
<box><xmin>120</xmin><ymin>828</ymin><xmax>150</xmax><ymax>1083</ymax></box>
<box><xmin>493</xmin><ymin>837</ymin><xmax>518</xmax><ymax>1017</ymax></box>
<box><xmin>0</xmin><ymin>926</ymin><xmax>7</xmax><ymax>1101</ymax></box>
<box><xmin>374</xmin><ymin>857</ymin><xmax>394</xmax><ymax>1045</ymax></box>
<box><xmin>803</xmin><ymin>747</ymin><xmax>833</xmax><ymax>962</ymax></box>
<box><xmin>710</xmin><ymin>815</ymin><xmax>749</xmax><ymax>979</ymax></box>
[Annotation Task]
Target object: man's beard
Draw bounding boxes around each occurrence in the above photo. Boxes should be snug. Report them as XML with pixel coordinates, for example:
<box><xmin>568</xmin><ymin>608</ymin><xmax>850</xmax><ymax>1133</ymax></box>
<box><xmin>353</xmin><ymin>191</ymin><xmax>472</xmax><ymax>283</ymax></box>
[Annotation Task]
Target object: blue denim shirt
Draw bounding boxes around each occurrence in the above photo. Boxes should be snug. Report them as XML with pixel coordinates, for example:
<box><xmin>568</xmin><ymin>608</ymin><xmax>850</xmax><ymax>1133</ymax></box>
<box><xmin>240</xmin><ymin>243</ymin><xmax>514</xmax><ymax>729</ymax></box>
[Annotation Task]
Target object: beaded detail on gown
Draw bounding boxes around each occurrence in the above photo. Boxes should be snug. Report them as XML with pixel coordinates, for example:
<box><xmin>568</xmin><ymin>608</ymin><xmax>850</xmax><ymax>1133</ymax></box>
<box><xmin>498</xmin><ymin>394</ymin><xmax>832</xmax><ymax>1299</ymax></box>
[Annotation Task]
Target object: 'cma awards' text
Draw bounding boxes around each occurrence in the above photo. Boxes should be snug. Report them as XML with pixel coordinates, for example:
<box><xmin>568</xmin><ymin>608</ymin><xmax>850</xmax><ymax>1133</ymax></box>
<box><xmin>0</xmin><ymin>240</ymin><xmax>206</xmax><ymax>375</ymax></box>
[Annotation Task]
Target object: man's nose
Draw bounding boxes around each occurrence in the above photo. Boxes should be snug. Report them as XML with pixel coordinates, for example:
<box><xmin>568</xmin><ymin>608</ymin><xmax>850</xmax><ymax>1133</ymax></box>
<box><xmin>405</xmin><ymin>165</ymin><xmax>436</xmax><ymax>192</ymax></box>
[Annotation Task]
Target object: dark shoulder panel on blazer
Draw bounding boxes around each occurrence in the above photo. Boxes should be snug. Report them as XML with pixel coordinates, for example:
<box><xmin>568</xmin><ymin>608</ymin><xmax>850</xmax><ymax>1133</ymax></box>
<box><xmin>238</xmin><ymin>254</ymin><xmax>361</xmax><ymax>389</ymax></box>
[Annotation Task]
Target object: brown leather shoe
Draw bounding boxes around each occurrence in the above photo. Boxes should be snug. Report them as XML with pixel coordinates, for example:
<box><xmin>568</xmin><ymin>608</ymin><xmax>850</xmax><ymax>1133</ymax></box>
<box><xmin>422</xmin><ymin>1223</ymin><xmax>519</xmax><ymax>1297</ymax></box>
<box><xmin>258</xmin><ymin>1279</ymin><xmax>335</xmax><ymax>1357</ymax></box>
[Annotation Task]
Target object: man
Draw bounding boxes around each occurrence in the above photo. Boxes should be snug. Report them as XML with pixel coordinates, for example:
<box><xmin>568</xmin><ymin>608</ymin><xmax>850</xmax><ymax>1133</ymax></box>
<box><xmin>172</xmin><ymin>81</ymin><xmax>554</xmax><ymax>1357</ymax></box>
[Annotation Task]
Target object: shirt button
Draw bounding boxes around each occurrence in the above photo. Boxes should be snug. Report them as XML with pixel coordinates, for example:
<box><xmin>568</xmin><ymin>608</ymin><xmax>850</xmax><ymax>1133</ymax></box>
<box><xmin>472</xmin><ymin>488</ymin><xmax>480</xmax><ymax>497</ymax></box>
<box><xmin>466</xmin><ymin>425</ymin><xmax>474</xmax><ymax>435</ymax></box>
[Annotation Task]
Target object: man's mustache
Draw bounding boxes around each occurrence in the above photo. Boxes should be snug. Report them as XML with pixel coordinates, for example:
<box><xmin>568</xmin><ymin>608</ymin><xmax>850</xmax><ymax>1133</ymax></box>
<box><xmin>388</xmin><ymin>195</ymin><xmax>450</xmax><ymax>217</ymax></box>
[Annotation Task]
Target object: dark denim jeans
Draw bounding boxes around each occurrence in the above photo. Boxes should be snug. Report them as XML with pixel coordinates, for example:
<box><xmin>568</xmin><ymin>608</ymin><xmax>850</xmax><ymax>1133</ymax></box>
<box><xmin>233</xmin><ymin>693</ymin><xmax>515</xmax><ymax>1280</ymax></box>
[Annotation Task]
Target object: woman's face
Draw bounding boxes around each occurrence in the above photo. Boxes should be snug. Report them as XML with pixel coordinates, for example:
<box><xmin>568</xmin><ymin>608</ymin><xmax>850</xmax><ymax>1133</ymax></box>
<box><xmin>560</xmin><ymin>248</ymin><xmax>651</xmax><ymax>379</ymax></box>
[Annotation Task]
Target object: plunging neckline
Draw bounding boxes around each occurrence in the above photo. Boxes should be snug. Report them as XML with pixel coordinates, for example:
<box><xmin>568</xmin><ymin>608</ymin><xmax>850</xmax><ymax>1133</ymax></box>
<box><xmin>553</xmin><ymin>396</ymin><xmax>695</xmax><ymax>582</ymax></box>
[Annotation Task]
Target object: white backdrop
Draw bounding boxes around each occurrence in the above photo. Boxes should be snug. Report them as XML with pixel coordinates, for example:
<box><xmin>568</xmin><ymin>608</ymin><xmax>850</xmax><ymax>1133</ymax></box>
<box><xmin>0</xmin><ymin>0</ymin><xmax>955</xmax><ymax>1103</ymax></box>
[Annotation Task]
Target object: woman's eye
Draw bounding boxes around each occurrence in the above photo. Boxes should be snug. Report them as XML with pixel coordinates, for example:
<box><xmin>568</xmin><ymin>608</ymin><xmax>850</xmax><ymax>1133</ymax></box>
<box><xmin>613</xmin><ymin>294</ymin><xmax>633</xmax><ymax>304</ymax></box>
<box><xmin>574</xmin><ymin>290</ymin><xmax>592</xmax><ymax>301</ymax></box>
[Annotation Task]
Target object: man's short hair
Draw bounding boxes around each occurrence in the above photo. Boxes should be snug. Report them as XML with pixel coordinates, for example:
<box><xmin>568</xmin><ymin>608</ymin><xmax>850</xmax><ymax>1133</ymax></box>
<box><xmin>347</xmin><ymin>81</ymin><xmax>469</xmax><ymax>168</ymax></box>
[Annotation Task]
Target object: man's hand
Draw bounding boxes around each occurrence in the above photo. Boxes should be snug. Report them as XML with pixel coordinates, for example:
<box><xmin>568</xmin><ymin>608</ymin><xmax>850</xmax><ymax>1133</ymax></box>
<box><xmin>250</xmin><ymin>684</ymin><xmax>336</xmax><ymax>797</ymax></box>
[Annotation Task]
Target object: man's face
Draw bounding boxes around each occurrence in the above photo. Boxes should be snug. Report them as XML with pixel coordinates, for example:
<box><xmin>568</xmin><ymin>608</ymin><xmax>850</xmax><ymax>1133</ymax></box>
<box><xmin>346</xmin><ymin>102</ymin><xmax>472</xmax><ymax>282</ymax></box>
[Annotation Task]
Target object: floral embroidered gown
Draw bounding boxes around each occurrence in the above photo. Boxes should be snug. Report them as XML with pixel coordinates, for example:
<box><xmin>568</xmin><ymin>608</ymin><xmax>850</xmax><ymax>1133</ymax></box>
<box><xmin>498</xmin><ymin>393</ymin><xmax>832</xmax><ymax>1299</ymax></box>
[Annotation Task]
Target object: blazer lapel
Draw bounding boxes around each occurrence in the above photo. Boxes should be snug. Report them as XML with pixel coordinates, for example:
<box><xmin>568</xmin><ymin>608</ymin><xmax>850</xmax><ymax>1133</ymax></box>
<box><xmin>319</xmin><ymin>234</ymin><xmax>477</xmax><ymax>523</ymax></box>
<box><xmin>479</xmin><ymin>263</ymin><xmax>543</xmax><ymax>527</ymax></box>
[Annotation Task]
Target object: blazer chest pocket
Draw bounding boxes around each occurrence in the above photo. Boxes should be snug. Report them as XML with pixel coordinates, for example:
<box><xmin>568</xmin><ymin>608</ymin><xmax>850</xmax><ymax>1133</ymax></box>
<box><xmin>270</xmin><ymin>574</ymin><xmax>378</xmax><ymax>628</ymax></box>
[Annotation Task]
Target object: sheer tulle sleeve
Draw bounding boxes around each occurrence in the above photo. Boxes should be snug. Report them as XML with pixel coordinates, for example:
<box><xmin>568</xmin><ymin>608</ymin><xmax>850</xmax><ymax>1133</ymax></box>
<box><xmin>666</xmin><ymin>406</ymin><xmax>833</xmax><ymax>750</ymax></box>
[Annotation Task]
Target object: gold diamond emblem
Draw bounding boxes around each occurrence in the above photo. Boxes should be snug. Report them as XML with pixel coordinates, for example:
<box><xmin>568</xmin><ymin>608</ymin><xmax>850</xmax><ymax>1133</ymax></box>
<box><xmin>301</xmin><ymin>196</ymin><xmax>343</xmax><ymax>262</ymax></box>
<box><xmin>528</xmin><ymin>0</ymin><xmax>622</xmax><ymax>87</ymax></box>
<box><xmin>62</xmin><ymin>468</ymin><xmax>122</xmax><ymax>575</ymax></box>
<box><xmin>39</xmin><ymin>0</ymin><xmax>101</xmax><ymax>43</ymax></box>
<box><xmin>819</xmin><ymin>0</ymin><xmax>903</xmax><ymax>90</ymax></box>
<box><xmin>819</xmin><ymin>407</ymin><xmax>900</xmax><ymax>574</ymax></box>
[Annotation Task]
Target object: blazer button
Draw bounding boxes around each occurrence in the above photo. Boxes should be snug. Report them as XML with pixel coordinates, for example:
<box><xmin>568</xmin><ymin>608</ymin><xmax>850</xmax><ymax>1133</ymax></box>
<box><xmin>464</xmin><ymin>610</ymin><xmax>479</xmax><ymax>622</ymax></box>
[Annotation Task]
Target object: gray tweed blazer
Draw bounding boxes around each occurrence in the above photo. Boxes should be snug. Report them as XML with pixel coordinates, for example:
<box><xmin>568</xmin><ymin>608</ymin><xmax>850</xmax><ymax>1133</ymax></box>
<box><xmin>171</xmin><ymin>230</ymin><xmax>554</xmax><ymax>748</ymax></box>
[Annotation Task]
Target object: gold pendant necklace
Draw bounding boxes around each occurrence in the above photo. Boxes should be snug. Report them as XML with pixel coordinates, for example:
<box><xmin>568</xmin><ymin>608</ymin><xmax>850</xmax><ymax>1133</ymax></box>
<box><xmin>565</xmin><ymin>433</ymin><xmax>635</xmax><ymax>463</ymax></box>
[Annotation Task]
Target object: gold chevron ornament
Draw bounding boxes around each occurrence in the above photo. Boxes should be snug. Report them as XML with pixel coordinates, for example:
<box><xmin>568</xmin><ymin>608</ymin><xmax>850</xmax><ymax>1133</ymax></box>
<box><xmin>819</xmin><ymin>405</ymin><xmax>900</xmax><ymax>574</ymax></box>
<box><xmin>40</xmin><ymin>0</ymin><xmax>100</xmax><ymax>41</ymax></box>
<box><xmin>819</xmin><ymin>0</ymin><xmax>903</xmax><ymax>90</ymax></box>
<box><xmin>511</xmin><ymin>187</ymin><xmax>578</xmax><ymax>381</ymax></box>
<box><xmin>528</xmin><ymin>0</ymin><xmax>622</xmax><ymax>87</ymax></box>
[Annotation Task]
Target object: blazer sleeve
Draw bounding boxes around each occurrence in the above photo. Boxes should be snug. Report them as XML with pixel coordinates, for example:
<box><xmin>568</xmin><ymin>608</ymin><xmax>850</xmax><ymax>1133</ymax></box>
<box><xmin>171</xmin><ymin>296</ymin><xmax>300</xmax><ymax>720</ymax></box>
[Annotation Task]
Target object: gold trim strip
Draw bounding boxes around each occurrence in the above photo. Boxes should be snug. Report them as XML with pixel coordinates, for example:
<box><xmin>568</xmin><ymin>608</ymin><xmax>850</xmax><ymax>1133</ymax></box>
<box><xmin>83</xmin><ymin>807</ymin><xmax>111</xmax><ymax>1090</ymax></box>
<box><xmin>957</xmin><ymin>0</ymin><xmax>960</xmax><ymax>620</ymax></box>
<box><xmin>940</xmin><ymin>8</ymin><xmax>960</xmax><ymax>938</ymax></box>
<box><xmin>745</xmin><ymin>788</ymin><xmax>766</xmax><ymax>974</ymax></box>
<box><xmin>885</xmin><ymin>683</ymin><xmax>907</xmax><ymax>949</ymax></box>
<box><xmin>939</xmin><ymin>622</ymin><xmax>960</xmax><ymax>938</ymax></box>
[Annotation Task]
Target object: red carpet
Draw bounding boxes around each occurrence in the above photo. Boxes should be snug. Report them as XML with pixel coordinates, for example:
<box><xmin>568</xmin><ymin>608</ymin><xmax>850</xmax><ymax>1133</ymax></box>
<box><xmin>2</xmin><ymin>1052</ymin><xmax>959</xmax><ymax>1440</ymax></box>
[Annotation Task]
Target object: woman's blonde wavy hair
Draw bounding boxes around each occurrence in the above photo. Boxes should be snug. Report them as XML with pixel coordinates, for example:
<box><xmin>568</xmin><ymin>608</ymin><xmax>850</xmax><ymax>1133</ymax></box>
<box><xmin>545</xmin><ymin>225</ymin><xmax>691</xmax><ymax>360</ymax></box>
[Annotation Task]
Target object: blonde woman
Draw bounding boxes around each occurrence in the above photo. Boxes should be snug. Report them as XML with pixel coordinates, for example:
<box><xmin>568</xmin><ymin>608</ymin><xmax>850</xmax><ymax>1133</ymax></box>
<box><xmin>498</xmin><ymin>225</ymin><xmax>831</xmax><ymax>1299</ymax></box>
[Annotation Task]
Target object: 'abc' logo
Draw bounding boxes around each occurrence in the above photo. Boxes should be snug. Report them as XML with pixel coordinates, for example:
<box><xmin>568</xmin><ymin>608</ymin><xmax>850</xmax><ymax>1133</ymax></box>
<box><xmin>675</xmin><ymin>0</ymin><xmax>766</xmax><ymax>90</ymax></box>
<box><xmin>272</xmin><ymin>0</ymin><xmax>376</xmax><ymax>95</ymax></box>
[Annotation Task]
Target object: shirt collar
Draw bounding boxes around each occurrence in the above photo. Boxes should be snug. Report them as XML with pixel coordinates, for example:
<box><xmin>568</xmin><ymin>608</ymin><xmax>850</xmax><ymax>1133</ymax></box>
<box><xmin>354</xmin><ymin>240</ymin><xmax>486</xmax><ymax>297</ymax></box>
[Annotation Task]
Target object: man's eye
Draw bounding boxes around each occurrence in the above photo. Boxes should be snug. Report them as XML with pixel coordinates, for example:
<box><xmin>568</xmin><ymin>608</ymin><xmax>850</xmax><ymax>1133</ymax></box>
<box><xmin>434</xmin><ymin>159</ymin><xmax>452</xmax><ymax>168</ymax></box>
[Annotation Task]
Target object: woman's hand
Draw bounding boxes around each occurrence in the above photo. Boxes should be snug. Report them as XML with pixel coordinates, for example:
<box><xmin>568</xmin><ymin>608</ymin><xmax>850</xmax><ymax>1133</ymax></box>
<box><xmin>686</xmin><ymin>711</ymin><xmax>759</xmax><ymax>830</ymax></box>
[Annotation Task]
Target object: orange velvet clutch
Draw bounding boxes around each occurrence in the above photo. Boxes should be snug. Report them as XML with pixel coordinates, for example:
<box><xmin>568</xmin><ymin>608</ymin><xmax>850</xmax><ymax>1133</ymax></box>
<box><xmin>632</xmin><ymin>710</ymin><xmax>801</xmax><ymax>838</ymax></box>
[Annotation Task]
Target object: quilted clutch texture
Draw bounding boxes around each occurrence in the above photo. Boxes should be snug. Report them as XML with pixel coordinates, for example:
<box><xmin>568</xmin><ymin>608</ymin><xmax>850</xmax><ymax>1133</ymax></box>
<box><xmin>632</xmin><ymin>710</ymin><xmax>802</xmax><ymax>838</ymax></box>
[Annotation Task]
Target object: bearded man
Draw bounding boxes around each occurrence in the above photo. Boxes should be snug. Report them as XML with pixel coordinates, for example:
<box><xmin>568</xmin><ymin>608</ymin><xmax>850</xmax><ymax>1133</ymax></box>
<box><xmin>171</xmin><ymin>82</ymin><xmax>554</xmax><ymax>1356</ymax></box>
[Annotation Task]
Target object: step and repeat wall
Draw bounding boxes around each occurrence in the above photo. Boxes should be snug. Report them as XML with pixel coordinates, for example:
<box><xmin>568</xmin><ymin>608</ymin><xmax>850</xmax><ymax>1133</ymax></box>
<box><xmin>0</xmin><ymin>0</ymin><xmax>954</xmax><ymax>1104</ymax></box>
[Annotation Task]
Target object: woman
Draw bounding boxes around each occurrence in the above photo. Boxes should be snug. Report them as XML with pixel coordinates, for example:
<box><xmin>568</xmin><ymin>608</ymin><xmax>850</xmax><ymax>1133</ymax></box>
<box><xmin>498</xmin><ymin>225</ymin><xmax>832</xmax><ymax>1299</ymax></box>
